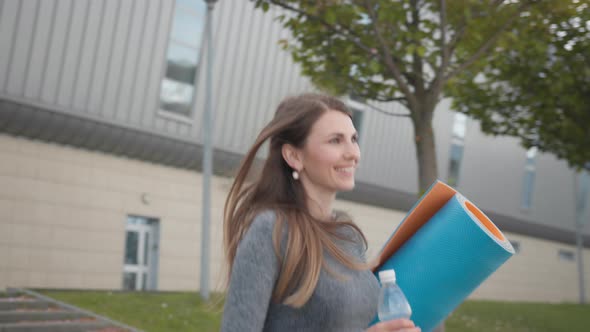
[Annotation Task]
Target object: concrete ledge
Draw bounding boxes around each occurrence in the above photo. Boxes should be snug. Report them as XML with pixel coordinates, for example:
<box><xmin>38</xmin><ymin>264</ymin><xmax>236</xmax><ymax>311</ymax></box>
<box><xmin>0</xmin><ymin>321</ymin><xmax>110</xmax><ymax>332</ymax></box>
<box><xmin>8</xmin><ymin>289</ymin><xmax>141</xmax><ymax>332</ymax></box>
<box><xmin>0</xmin><ymin>312</ymin><xmax>84</xmax><ymax>324</ymax></box>
<box><xmin>0</xmin><ymin>302</ymin><xmax>52</xmax><ymax>311</ymax></box>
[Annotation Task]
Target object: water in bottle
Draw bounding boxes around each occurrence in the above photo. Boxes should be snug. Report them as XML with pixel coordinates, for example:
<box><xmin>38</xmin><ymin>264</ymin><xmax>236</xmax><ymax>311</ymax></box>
<box><xmin>377</xmin><ymin>269</ymin><xmax>412</xmax><ymax>322</ymax></box>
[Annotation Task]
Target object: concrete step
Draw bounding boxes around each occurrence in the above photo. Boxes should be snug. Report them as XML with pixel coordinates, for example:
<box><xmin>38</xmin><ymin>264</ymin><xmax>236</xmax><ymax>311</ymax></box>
<box><xmin>0</xmin><ymin>320</ymin><xmax>111</xmax><ymax>332</ymax></box>
<box><xmin>0</xmin><ymin>301</ymin><xmax>54</xmax><ymax>311</ymax></box>
<box><xmin>1</xmin><ymin>289</ymin><xmax>139</xmax><ymax>332</ymax></box>
<box><xmin>0</xmin><ymin>312</ymin><xmax>86</xmax><ymax>323</ymax></box>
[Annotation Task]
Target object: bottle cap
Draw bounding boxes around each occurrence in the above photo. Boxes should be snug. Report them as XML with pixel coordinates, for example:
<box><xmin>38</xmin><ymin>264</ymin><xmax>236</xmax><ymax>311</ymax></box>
<box><xmin>379</xmin><ymin>269</ymin><xmax>396</xmax><ymax>283</ymax></box>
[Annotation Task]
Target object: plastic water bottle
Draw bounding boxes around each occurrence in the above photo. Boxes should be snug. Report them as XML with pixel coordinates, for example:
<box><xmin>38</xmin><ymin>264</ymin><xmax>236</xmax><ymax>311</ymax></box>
<box><xmin>377</xmin><ymin>269</ymin><xmax>412</xmax><ymax>322</ymax></box>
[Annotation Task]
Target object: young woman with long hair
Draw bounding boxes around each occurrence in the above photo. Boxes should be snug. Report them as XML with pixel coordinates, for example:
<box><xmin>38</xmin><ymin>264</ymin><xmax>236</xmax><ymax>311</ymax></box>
<box><xmin>221</xmin><ymin>93</ymin><xmax>420</xmax><ymax>332</ymax></box>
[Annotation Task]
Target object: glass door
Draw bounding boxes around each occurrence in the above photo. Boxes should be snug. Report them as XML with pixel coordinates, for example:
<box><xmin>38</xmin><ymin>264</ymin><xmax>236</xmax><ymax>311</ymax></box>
<box><xmin>123</xmin><ymin>216</ymin><xmax>159</xmax><ymax>290</ymax></box>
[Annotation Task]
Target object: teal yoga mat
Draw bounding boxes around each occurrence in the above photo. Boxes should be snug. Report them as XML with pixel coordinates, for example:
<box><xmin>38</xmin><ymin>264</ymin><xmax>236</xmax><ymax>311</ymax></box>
<box><xmin>373</xmin><ymin>182</ymin><xmax>515</xmax><ymax>331</ymax></box>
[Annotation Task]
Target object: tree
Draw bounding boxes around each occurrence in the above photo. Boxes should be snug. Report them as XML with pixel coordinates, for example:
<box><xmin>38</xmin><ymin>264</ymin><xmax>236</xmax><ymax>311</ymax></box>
<box><xmin>253</xmin><ymin>0</ymin><xmax>581</xmax><ymax>193</ymax></box>
<box><xmin>448</xmin><ymin>1</ymin><xmax>590</xmax><ymax>171</ymax></box>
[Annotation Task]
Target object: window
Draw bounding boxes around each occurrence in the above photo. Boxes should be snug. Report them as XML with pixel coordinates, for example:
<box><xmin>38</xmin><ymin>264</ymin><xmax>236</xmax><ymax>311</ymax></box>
<box><xmin>160</xmin><ymin>0</ymin><xmax>207</xmax><ymax>116</ymax></box>
<box><xmin>558</xmin><ymin>249</ymin><xmax>575</xmax><ymax>262</ymax></box>
<box><xmin>346</xmin><ymin>95</ymin><xmax>366</xmax><ymax>142</ymax></box>
<box><xmin>351</xmin><ymin>109</ymin><xmax>364</xmax><ymax>142</ymax></box>
<box><xmin>521</xmin><ymin>147</ymin><xmax>537</xmax><ymax>210</ymax></box>
<box><xmin>509</xmin><ymin>240</ymin><xmax>521</xmax><ymax>254</ymax></box>
<box><xmin>447</xmin><ymin>113</ymin><xmax>467</xmax><ymax>187</ymax></box>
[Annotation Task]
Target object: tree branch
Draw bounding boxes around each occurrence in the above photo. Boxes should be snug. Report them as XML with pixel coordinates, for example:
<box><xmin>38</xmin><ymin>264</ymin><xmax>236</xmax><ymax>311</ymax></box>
<box><xmin>347</xmin><ymin>79</ymin><xmax>409</xmax><ymax>103</ymax></box>
<box><xmin>491</xmin><ymin>0</ymin><xmax>504</xmax><ymax>9</ymax></box>
<box><xmin>378</xmin><ymin>96</ymin><xmax>407</xmax><ymax>103</ymax></box>
<box><xmin>447</xmin><ymin>24</ymin><xmax>467</xmax><ymax>56</ymax></box>
<box><xmin>363</xmin><ymin>0</ymin><xmax>419</xmax><ymax>111</ymax></box>
<box><xmin>354</xmin><ymin>92</ymin><xmax>408</xmax><ymax>104</ymax></box>
<box><xmin>428</xmin><ymin>0</ymin><xmax>449</xmax><ymax>97</ymax></box>
<box><xmin>362</xmin><ymin>102</ymin><xmax>412</xmax><ymax>118</ymax></box>
<box><xmin>444</xmin><ymin>2</ymin><xmax>530</xmax><ymax>81</ymax></box>
<box><xmin>409</xmin><ymin>0</ymin><xmax>425</xmax><ymax>97</ymax></box>
<box><xmin>266</xmin><ymin>0</ymin><xmax>375</xmax><ymax>54</ymax></box>
<box><xmin>438</xmin><ymin>0</ymin><xmax>448</xmax><ymax>81</ymax></box>
<box><xmin>264</xmin><ymin>1</ymin><xmax>420</xmax><ymax>111</ymax></box>
<box><xmin>443</xmin><ymin>0</ymin><xmax>502</xmax><ymax>58</ymax></box>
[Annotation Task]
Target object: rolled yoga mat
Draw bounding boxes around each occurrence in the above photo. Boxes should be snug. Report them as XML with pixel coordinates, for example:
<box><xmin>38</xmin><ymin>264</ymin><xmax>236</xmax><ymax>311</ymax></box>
<box><xmin>372</xmin><ymin>181</ymin><xmax>515</xmax><ymax>332</ymax></box>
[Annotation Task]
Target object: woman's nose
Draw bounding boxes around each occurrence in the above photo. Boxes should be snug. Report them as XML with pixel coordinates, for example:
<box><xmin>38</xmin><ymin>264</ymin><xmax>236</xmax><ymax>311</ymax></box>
<box><xmin>344</xmin><ymin>142</ymin><xmax>360</xmax><ymax>161</ymax></box>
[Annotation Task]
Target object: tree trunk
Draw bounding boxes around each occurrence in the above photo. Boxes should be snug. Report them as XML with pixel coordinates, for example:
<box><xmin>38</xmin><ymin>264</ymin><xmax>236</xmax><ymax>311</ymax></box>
<box><xmin>413</xmin><ymin>104</ymin><xmax>445</xmax><ymax>332</ymax></box>
<box><xmin>412</xmin><ymin>102</ymin><xmax>445</xmax><ymax>332</ymax></box>
<box><xmin>413</xmin><ymin>114</ymin><xmax>438</xmax><ymax>195</ymax></box>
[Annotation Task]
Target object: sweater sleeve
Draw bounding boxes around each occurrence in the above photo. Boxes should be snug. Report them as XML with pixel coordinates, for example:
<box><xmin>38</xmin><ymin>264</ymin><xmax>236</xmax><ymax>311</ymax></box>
<box><xmin>221</xmin><ymin>212</ymin><xmax>280</xmax><ymax>332</ymax></box>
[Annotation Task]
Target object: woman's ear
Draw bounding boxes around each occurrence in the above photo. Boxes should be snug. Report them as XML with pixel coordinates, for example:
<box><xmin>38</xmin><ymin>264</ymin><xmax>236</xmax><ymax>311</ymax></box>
<box><xmin>281</xmin><ymin>144</ymin><xmax>303</xmax><ymax>171</ymax></box>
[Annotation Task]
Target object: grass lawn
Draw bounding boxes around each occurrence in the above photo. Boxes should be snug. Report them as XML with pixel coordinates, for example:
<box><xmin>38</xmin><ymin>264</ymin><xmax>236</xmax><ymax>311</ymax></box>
<box><xmin>39</xmin><ymin>290</ymin><xmax>589</xmax><ymax>332</ymax></box>
<box><xmin>40</xmin><ymin>290</ymin><xmax>224</xmax><ymax>332</ymax></box>
<box><xmin>446</xmin><ymin>300</ymin><xmax>589</xmax><ymax>332</ymax></box>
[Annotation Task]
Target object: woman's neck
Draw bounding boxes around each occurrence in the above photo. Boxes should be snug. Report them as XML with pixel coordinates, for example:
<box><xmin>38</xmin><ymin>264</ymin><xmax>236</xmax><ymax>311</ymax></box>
<box><xmin>306</xmin><ymin>192</ymin><xmax>336</xmax><ymax>220</ymax></box>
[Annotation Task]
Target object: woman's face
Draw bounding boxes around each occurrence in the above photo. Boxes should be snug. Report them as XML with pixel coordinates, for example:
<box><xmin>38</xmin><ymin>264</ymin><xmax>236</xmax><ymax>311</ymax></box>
<box><xmin>298</xmin><ymin>109</ymin><xmax>360</xmax><ymax>199</ymax></box>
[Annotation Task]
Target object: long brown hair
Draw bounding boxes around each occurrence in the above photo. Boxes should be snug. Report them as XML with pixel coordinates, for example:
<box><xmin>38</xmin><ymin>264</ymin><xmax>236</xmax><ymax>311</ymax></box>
<box><xmin>224</xmin><ymin>93</ymin><xmax>369</xmax><ymax>308</ymax></box>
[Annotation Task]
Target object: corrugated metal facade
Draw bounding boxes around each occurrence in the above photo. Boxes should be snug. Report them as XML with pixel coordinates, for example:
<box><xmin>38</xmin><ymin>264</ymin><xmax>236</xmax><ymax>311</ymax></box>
<box><xmin>0</xmin><ymin>0</ymin><xmax>178</xmax><ymax>134</ymax></box>
<box><xmin>0</xmin><ymin>0</ymin><xmax>588</xmax><ymax>235</ymax></box>
<box><xmin>0</xmin><ymin>0</ymin><xmax>318</xmax><ymax>147</ymax></box>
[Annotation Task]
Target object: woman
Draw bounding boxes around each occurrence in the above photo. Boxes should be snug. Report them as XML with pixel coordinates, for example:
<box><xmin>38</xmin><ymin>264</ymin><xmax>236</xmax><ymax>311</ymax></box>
<box><xmin>221</xmin><ymin>93</ymin><xmax>420</xmax><ymax>332</ymax></box>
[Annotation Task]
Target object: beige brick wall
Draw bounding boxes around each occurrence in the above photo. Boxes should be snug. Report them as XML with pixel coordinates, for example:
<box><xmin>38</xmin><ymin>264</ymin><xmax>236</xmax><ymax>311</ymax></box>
<box><xmin>1</xmin><ymin>134</ymin><xmax>589</xmax><ymax>303</ymax></box>
<box><xmin>0</xmin><ymin>134</ymin><xmax>227</xmax><ymax>291</ymax></box>
<box><xmin>471</xmin><ymin>233</ymin><xmax>590</xmax><ymax>302</ymax></box>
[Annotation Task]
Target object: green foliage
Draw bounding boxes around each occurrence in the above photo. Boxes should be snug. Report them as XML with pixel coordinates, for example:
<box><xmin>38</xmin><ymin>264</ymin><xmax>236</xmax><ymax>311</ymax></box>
<box><xmin>448</xmin><ymin>1</ymin><xmax>590</xmax><ymax>169</ymax></box>
<box><xmin>253</xmin><ymin>0</ymin><xmax>544</xmax><ymax>104</ymax></box>
<box><xmin>253</xmin><ymin>0</ymin><xmax>589</xmax><ymax>184</ymax></box>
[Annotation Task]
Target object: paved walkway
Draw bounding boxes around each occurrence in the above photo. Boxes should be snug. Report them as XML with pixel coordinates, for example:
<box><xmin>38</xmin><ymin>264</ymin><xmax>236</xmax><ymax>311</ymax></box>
<box><xmin>0</xmin><ymin>288</ymin><xmax>141</xmax><ymax>332</ymax></box>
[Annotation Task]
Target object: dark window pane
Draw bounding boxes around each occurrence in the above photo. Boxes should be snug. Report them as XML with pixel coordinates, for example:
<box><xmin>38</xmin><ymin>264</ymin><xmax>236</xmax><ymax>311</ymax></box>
<box><xmin>165</xmin><ymin>44</ymin><xmax>198</xmax><ymax>84</ymax></box>
<box><xmin>123</xmin><ymin>272</ymin><xmax>137</xmax><ymax>290</ymax></box>
<box><xmin>144</xmin><ymin>233</ymin><xmax>150</xmax><ymax>266</ymax></box>
<box><xmin>125</xmin><ymin>231</ymin><xmax>139</xmax><ymax>265</ymax></box>
<box><xmin>142</xmin><ymin>273</ymin><xmax>148</xmax><ymax>290</ymax></box>
<box><xmin>352</xmin><ymin>110</ymin><xmax>363</xmax><ymax>137</ymax></box>
<box><xmin>447</xmin><ymin>143</ymin><xmax>464</xmax><ymax>186</ymax></box>
<box><xmin>171</xmin><ymin>5</ymin><xmax>206</xmax><ymax>48</ymax></box>
<box><xmin>558</xmin><ymin>249</ymin><xmax>575</xmax><ymax>262</ymax></box>
<box><xmin>525</xmin><ymin>156</ymin><xmax>536</xmax><ymax>167</ymax></box>
<box><xmin>160</xmin><ymin>78</ymin><xmax>194</xmax><ymax>115</ymax></box>
<box><xmin>450</xmin><ymin>143</ymin><xmax>464</xmax><ymax>161</ymax></box>
<box><xmin>522</xmin><ymin>170</ymin><xmax>535</xmax><ymax>209</ymax></box>
<box><xmin>160</xmin><ymin>1</ymin><xmax>205</xmax><ymax>117</ymax></box>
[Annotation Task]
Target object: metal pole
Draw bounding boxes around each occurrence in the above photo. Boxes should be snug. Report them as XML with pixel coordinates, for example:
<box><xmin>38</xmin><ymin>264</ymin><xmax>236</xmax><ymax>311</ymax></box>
<box><xmin>200</xmin><ymin>0</ymin><xmax>216</xmax><ymax>301</ymax></box>
<box><xmin>575</xmin><ymin>222</ymin><xmax>585</xmax><ymax>304</ymax></box>
<box><xmin>574</xmin><ymin>170</ymin><xmax>587</xmax><ymax>304</ymax></box>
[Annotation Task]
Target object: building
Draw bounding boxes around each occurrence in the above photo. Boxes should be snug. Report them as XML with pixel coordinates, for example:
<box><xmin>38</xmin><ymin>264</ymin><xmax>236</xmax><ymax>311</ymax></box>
<box><xmin>1</xmin><ymin>0</ymin><xmax>589</xmax><ymax>302</ymax></box>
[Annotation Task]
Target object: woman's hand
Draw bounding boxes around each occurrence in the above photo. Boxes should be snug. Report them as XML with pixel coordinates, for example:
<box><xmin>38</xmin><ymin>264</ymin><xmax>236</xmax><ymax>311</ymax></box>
<box><xmin>365</xmin><ymin>318</ymin><xmax>421</xmax><ymax>332</ymax></box>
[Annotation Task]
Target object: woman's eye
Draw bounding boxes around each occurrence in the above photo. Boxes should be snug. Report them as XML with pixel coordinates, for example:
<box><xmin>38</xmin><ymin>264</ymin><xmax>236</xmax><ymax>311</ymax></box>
<box><xmin>329</xmin><ymin>137</ymin><xmax>341</xmax><ymax>144</ymax></box>
<box><xmin>352</xmin><ymin>135</ymin><xmax>358</xmax><ymax>143</ymax></box>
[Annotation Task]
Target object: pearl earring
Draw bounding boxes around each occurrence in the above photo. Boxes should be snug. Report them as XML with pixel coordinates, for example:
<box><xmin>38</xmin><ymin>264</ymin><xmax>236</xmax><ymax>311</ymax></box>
<box><xmin>292</xmin><ymin>170</ymin><xmax>299</xmax><ymax>180</ymax></box>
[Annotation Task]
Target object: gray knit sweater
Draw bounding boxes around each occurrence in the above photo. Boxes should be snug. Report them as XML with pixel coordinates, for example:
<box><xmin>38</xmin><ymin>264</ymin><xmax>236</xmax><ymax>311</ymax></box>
<box><xmin>221</xmin><ymin>211</ymin><xmax>380</xmax><ymax>332</ymax></box>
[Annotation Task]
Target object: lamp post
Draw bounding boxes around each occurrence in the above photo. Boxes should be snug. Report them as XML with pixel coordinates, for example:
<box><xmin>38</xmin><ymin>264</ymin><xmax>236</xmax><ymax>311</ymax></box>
<box><xmin>200</xmin><ymin>0</ymin><xmax>218</xmax><ymax>301</ymax></box>
<box><xmin>574</xmin><ymin>165</ymin><xmax>589</xmax><ymax>304</ymax></box>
